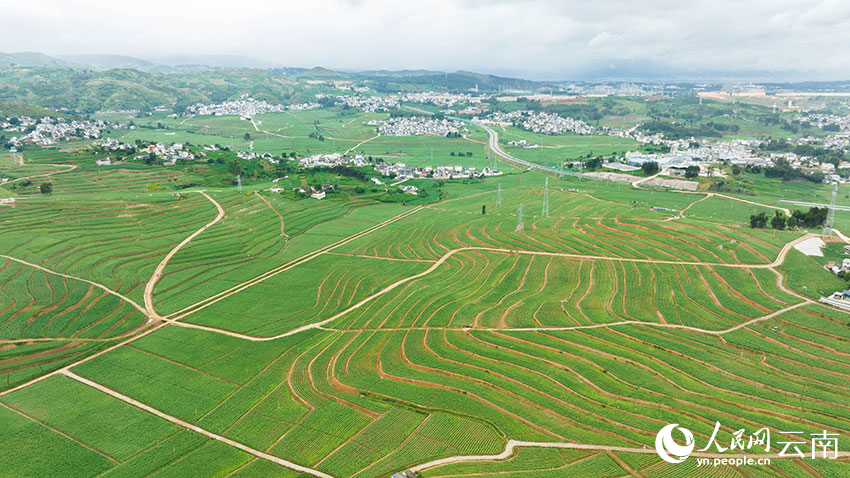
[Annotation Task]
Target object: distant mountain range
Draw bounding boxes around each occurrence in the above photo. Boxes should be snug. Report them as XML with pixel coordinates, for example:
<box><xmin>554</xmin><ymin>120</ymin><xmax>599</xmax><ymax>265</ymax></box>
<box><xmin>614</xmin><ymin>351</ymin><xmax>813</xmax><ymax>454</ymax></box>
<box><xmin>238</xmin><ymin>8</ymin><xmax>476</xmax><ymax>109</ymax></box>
<box><xmin>0</xmin><ymin>51</ymin><xmax>544</xmax><ymax>90</ymax></box>
<box><xmin>0</xmin><ymin>51</ymin><xmax>842</xmax><ymax>84</ymax></box>
<box><xmin>0</xmin><ymin>54</ymin><xmax>547</xmax><ymax>113</ymax></box>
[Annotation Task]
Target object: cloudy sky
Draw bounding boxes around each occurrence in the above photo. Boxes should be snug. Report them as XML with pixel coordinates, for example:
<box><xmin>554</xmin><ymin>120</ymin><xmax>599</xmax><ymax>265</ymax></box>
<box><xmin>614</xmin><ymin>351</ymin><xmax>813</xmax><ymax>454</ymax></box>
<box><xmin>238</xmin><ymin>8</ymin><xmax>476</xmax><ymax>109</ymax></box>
<box><xmin>1</xmin><ymin>0</ymin><xmax>849</xmax><ymax>79</ymax></box>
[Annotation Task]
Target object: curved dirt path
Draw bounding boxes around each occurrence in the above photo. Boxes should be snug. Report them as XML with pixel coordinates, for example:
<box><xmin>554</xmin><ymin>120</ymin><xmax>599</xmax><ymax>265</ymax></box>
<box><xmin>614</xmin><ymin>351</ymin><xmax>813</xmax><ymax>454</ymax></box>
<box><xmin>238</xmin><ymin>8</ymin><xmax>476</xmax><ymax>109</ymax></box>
<box><xmin>170</xmin><ymin>234</ymin><xmax>817</xmax><ymax>341</ymax></box>
<box><xmin>0</xmin><ymin>254</ymin><xmax>147</xmax><ymax>316</ymax></box>
<box><xmin>143</xmin><ymin>191</ymin><xmax>225</xmax><ymax>318</ymax></box>
<box><xmin>254</xmin><ymin>191</ymin><xmax>287</xmax><ymax>236</ymax></box>
<box><xmin>166</xmin><ymin>205</ymin><xmax>425</xmax><ymax>322</ymax></box>
<box><xmin>0</xmin><ymin>192</ymin><xmax>227</xmax><ymax>398</ymax></box>
<box><xmin>409</xmin><ymin>439</ymin><xmax>850</xmax><ymax>473</ymax></box>
<box><xmin>344</xmin><ymin>134</ymin><xmax>380</xmax><ymax>155</ymax></box>
<box><xmin>4</xmin><ymin>164</ymin><xmax>78</xmax><ymax>185</ymax></box>
<box><xmin>61</xmin><ymin>371</ymin><xmax>333</xmax><ymax>478</ymax></box>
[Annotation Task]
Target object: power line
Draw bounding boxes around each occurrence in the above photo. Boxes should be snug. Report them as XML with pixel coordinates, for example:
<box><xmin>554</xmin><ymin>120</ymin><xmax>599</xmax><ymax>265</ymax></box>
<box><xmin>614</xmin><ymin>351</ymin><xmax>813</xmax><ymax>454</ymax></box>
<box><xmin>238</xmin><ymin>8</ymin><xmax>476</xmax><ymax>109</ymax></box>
<box><xmin>542</xmin><ymin>177</ymin><xmax>549</xmax><ymax>217</ymax></box>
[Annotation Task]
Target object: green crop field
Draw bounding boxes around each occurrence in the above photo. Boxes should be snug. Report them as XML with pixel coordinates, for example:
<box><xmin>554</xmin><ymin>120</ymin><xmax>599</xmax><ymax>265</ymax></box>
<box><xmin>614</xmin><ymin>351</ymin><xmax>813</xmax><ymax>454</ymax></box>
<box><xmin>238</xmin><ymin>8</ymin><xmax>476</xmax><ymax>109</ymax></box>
<box><xmin>2</xmin><ymin>103</ymin><xmax>850</xmax><ymax>478</ymax></box>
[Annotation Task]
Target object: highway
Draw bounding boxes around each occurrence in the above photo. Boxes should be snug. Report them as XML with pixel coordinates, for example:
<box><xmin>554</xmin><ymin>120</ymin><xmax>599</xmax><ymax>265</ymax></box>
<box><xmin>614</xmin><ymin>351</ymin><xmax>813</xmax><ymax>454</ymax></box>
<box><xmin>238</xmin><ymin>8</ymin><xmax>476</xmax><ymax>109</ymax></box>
<box><xmin>472</xmin><ymin>121</ymin><xmax>574</xmax><ymax>175</ymax></box>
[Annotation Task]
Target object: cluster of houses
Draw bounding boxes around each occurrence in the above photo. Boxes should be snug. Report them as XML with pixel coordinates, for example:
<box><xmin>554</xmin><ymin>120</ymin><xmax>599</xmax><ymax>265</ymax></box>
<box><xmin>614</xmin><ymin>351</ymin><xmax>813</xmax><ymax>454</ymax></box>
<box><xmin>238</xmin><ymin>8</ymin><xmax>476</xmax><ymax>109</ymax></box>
<box><xmin>3</xmin><ymin>117</ymin><xmax>125</xmax><ymax>147</ymax></box>
<box><xmin>369</xmin><ymin>116</ymin><xmax>466</xmax><ymax>136</ymax></box>
<box><xmin>135</xmin><ymin>143</ymin><xmax>194</xmax><ymax>165</ymax></box>
<box><xmin>555</xmin><ymin>82</ymin><xmax>664</xmax><ymax>97</ymax></box>
<box><xmin>821</xmin><ymin>290</ymin><xmax>850</xmax><ymax>310</ymax></box>
<box><xmin>481</xmin><ymin>111</ymin><xmax>595</xmax><ymax>135</ymax></box>
<box><xmin>507</xmin><ymin>139</ymin><xmax>539</xmax><ymax>148</ymax></box>
<box><xmin>327</xmin><ymin>91</ymin><xmax>488</xmax><ymax>113</ymax></box>
<box><xmin>624</xmin><ymin>138</ymin><xmax>763</xmax><ymax>170</ymax></box>
<box><xmin>826</xmin><ymin>249</ymin><xmax>850</xmax><ymax>276</ymax></box>
<box><xmin>237</xmin><ymin>151</ymin><xmax>279</xmax><ymax>162</ymax></box>
<box><xmin>299</xmin><ymin>152</ymin><xmax>368</xmax><ymax>168</ymax></box>
<box><xmin>332</xmin><ymin>94</ymin><xmax>401</xmax><ymax>112</ymax></box>
<box><xmin>187</xmin><ymin>95</ymin><xmax>319</xmax><ymax>117</ymax></box>
<box><xmin>376</xmin><ymin>161</ymin><xmax>502</xmax><ymax>180</ymax></box>
<box><xmin>399</xmin><ymin>91</ymin><xmax>485</xmax><ymax>109</ymax></box>
<box><xmin>796</xmin><ymin>113</ymin><xmax>850</xmax><ymax>131</ymax></box>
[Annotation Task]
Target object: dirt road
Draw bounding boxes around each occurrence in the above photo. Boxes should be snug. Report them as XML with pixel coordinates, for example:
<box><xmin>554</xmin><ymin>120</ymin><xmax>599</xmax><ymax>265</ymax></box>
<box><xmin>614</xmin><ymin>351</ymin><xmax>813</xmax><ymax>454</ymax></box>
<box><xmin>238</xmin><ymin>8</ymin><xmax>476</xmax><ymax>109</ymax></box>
<box><xmin>143</xmin><ymin>191</ymin><xmax>225</xmax><ymax>318</ymax></box>
<box><xmin>61</xmin><ymin>371</ymin><xmax>333</xmax><ymax>478</ymax></box>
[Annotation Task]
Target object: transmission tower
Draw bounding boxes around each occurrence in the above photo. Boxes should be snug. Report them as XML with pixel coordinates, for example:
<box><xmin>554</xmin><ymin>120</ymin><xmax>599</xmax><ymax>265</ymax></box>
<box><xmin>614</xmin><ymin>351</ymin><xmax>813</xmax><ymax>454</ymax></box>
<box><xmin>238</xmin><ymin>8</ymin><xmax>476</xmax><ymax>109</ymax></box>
<box><xmin>516</xmin><ymin>203</ymin><xmax>524</xmax><ymax>232</ymax></box>
<box><xmin>823</xmin><ymin>183</ymin><xmax>838</xmax><ymax>236</ymax></box>
<box><xmin>542</xmin><ymin>177</ymin><xmax>549</xmax><ymax>217</ymax></box>
<box><xmin>237</xmin><ymin>174</ymin><xmax>242</xmax><ymax>194</ymax></box>
<box><xmin>496</xmin><ymin>183</ymin><xmax>502</xmax><ymax>207</ymax></box>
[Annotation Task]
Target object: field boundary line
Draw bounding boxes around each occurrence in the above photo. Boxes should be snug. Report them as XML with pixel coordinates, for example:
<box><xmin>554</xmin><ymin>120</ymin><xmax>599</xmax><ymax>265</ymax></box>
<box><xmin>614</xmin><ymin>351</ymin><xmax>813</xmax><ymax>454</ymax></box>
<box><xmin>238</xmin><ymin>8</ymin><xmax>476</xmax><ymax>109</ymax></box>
<box><xmin>0</xmin><ymin>191</ymin><xmax>226</xmax><ymax>398</ymax></box>
<box><xmin>4</xmin><ymin>163</ymin><xmax>78</xmax><ymax>184</ymax></box>
<box><xmin>60</xmin><ymin>371</ymin><xmax>334</xmax><ymax>478</ymax></box>
<box><xmin>165</xmin><ymin>205</ymin><xmax>425</xmax><ymax>322</ymax></box>
<box><xmin>144</xmin><ymin>190</ymin><xmax>225</xmax><ymax>319</ymax></box>
<box><xmin>0</xmin><ymin>204</ymin><xmax>424</xmax><ymax>399</ymax></box>
<box><xmin>254</xmin><ymin>191</ymin><xmax>288</xmax><ymax>236</ymax></box>
<box><xmin>0</xmin><ymin>401</ymin><xmax>119</xmax><ymax>463</ymax></box>
<box><xmin>0</xmin><ymin>254</ymin><xmax>147</xmax><ymax>316</ymax></box>
<box><xmin>325</xmin><ymin>251</ymin><xmax>436</xmax><ymax>263</ymax></box>
<box><xmin>167</xmin><ymin>236</ymin><xmax>818</xmax><ymax>341</ymax></box>
<box><xmin>344</xmin><ymin>134</ymin><xmax>380</xmax><ymax>155</ymax></box>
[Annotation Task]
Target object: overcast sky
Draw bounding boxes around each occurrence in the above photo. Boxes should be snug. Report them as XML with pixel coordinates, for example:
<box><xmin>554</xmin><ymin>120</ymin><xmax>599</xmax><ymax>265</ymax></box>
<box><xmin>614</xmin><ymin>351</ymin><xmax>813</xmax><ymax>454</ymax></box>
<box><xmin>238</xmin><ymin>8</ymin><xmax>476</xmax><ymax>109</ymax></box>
<box><xmin>1</xmin><ymin>0</ymin><xmax>849</xmax><ymax>79</ymax></box>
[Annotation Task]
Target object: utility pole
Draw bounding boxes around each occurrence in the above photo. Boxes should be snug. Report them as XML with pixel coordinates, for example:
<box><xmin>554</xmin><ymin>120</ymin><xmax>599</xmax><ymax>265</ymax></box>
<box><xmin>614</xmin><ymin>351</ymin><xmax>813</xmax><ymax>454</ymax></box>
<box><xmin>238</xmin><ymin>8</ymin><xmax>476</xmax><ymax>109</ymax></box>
<box><xmin>237</xmin><ymin>174</ymin><xmax>242</xmax><ymax>194</ymax></box>
<box><xmin>516</xmin><ymin>203</ymin><xmax>524</xmax><ymax>232</ymax></box>
<box><xmin>496</xmin><ymin>183</ymin><xmax>502</xmax><ymax>207</ymax></box>
<box><xmin>542</xmin><ymin>177</ymin><xmax>549</xmax><ymax>217</ymax></box>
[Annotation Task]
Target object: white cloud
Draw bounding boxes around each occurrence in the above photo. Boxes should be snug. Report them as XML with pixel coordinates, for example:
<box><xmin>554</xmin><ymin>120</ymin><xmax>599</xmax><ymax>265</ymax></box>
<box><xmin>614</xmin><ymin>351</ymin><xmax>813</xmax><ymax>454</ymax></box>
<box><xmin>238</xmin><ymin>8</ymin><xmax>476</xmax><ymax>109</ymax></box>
<box><xmin>0</xmin><ymin>0</ymin><xmax>848</xmax><ymax>79</ymax></box>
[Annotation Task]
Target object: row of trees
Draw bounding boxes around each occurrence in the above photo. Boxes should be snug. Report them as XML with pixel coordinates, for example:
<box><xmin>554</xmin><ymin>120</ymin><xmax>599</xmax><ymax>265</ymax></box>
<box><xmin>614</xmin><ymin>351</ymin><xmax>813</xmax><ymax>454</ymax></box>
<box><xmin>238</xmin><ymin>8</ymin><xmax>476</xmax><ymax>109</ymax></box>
<box><xmin>749</xmin><ymin>207</ymin><xmax>828</xmax><ymax>230</ymax></box>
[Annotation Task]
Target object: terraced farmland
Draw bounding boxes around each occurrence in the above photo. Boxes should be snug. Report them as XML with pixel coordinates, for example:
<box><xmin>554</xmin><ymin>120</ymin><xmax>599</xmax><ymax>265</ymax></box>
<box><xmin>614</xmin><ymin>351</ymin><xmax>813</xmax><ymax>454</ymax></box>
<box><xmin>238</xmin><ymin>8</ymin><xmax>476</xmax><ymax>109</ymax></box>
<box><xmin>1</xmin><ymin>151</ymin><xmax>850</xmax><ymax>477</ymax></box>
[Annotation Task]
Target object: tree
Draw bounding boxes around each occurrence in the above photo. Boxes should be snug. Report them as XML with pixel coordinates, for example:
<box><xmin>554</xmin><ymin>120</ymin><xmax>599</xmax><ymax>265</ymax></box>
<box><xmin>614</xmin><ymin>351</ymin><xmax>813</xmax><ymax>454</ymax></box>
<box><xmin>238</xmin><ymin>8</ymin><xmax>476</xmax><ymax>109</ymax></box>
<box><xmin>750</xmin><ymin>212</ymin><xmax>768</xmax><ymax>228</ymax></box>
<box><xmin>641</xmin><ymin>161</ymin><xmax>659</xmax><ymax>176</ymax></box>
<box><xmin>791</xmin><ymin>207</ymin><xmax>828</xmax><ymax>228</ymax></box>
<box><xmin>771</xmin><ymin>211</ymin><xmax>786</xmax><ymax>230</ymax></box>
<box><xmin>244</xmin><ymin>133</ymin><xmax>251</xmax><ymax>141</ymax></box>
<box><xmin>684</xmin><ymin>165</ymin><xmax>700</xmax><ymax>179</ymax></box>
<box><xmin>786</xmin><ymin>215</ymin><xmax>799</xmax><ymax>229</ymax></box>
<box><xmin>40</xmin><ymin>182</ymin><xmax>52</xmax><ymax>195</ymax></box>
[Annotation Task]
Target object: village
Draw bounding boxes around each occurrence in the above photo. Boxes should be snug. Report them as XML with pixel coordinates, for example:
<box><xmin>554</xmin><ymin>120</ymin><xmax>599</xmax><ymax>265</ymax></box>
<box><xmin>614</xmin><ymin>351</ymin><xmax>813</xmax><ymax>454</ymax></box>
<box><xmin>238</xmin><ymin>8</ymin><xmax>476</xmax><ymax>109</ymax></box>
<box><xmin>369</xmin><ymin>116</ymin><xmax>467</xmax><ymax>136</ymax></box>
<box><xmin>2</xmin><ymin>116</ymin><xmax>125</xmax><ymax>147</ymax></box>
<box><xmin>187</xmin><ymin>95</ymin><xmax>320</xmax><ymax>117</ymax></box>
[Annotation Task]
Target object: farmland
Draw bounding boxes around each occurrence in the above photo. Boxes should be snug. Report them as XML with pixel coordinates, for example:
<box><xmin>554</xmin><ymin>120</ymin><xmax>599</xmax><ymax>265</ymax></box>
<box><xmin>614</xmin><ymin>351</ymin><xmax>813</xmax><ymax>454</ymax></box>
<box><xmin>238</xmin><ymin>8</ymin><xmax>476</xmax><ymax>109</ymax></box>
<box><xmin>2</xmin><ymin>105</ymin><xmax>850</xmax><ymax>478</ymax></box>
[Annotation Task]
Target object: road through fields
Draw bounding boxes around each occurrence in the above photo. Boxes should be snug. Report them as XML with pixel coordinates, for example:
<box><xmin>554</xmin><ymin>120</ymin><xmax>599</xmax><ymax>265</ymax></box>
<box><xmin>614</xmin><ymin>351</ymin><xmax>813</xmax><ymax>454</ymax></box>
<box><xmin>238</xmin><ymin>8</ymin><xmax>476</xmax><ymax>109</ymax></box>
<box><xmin>170</xmin><ymin>233</ymin><xmax>818</xmax><ymax>341</ymax></box>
